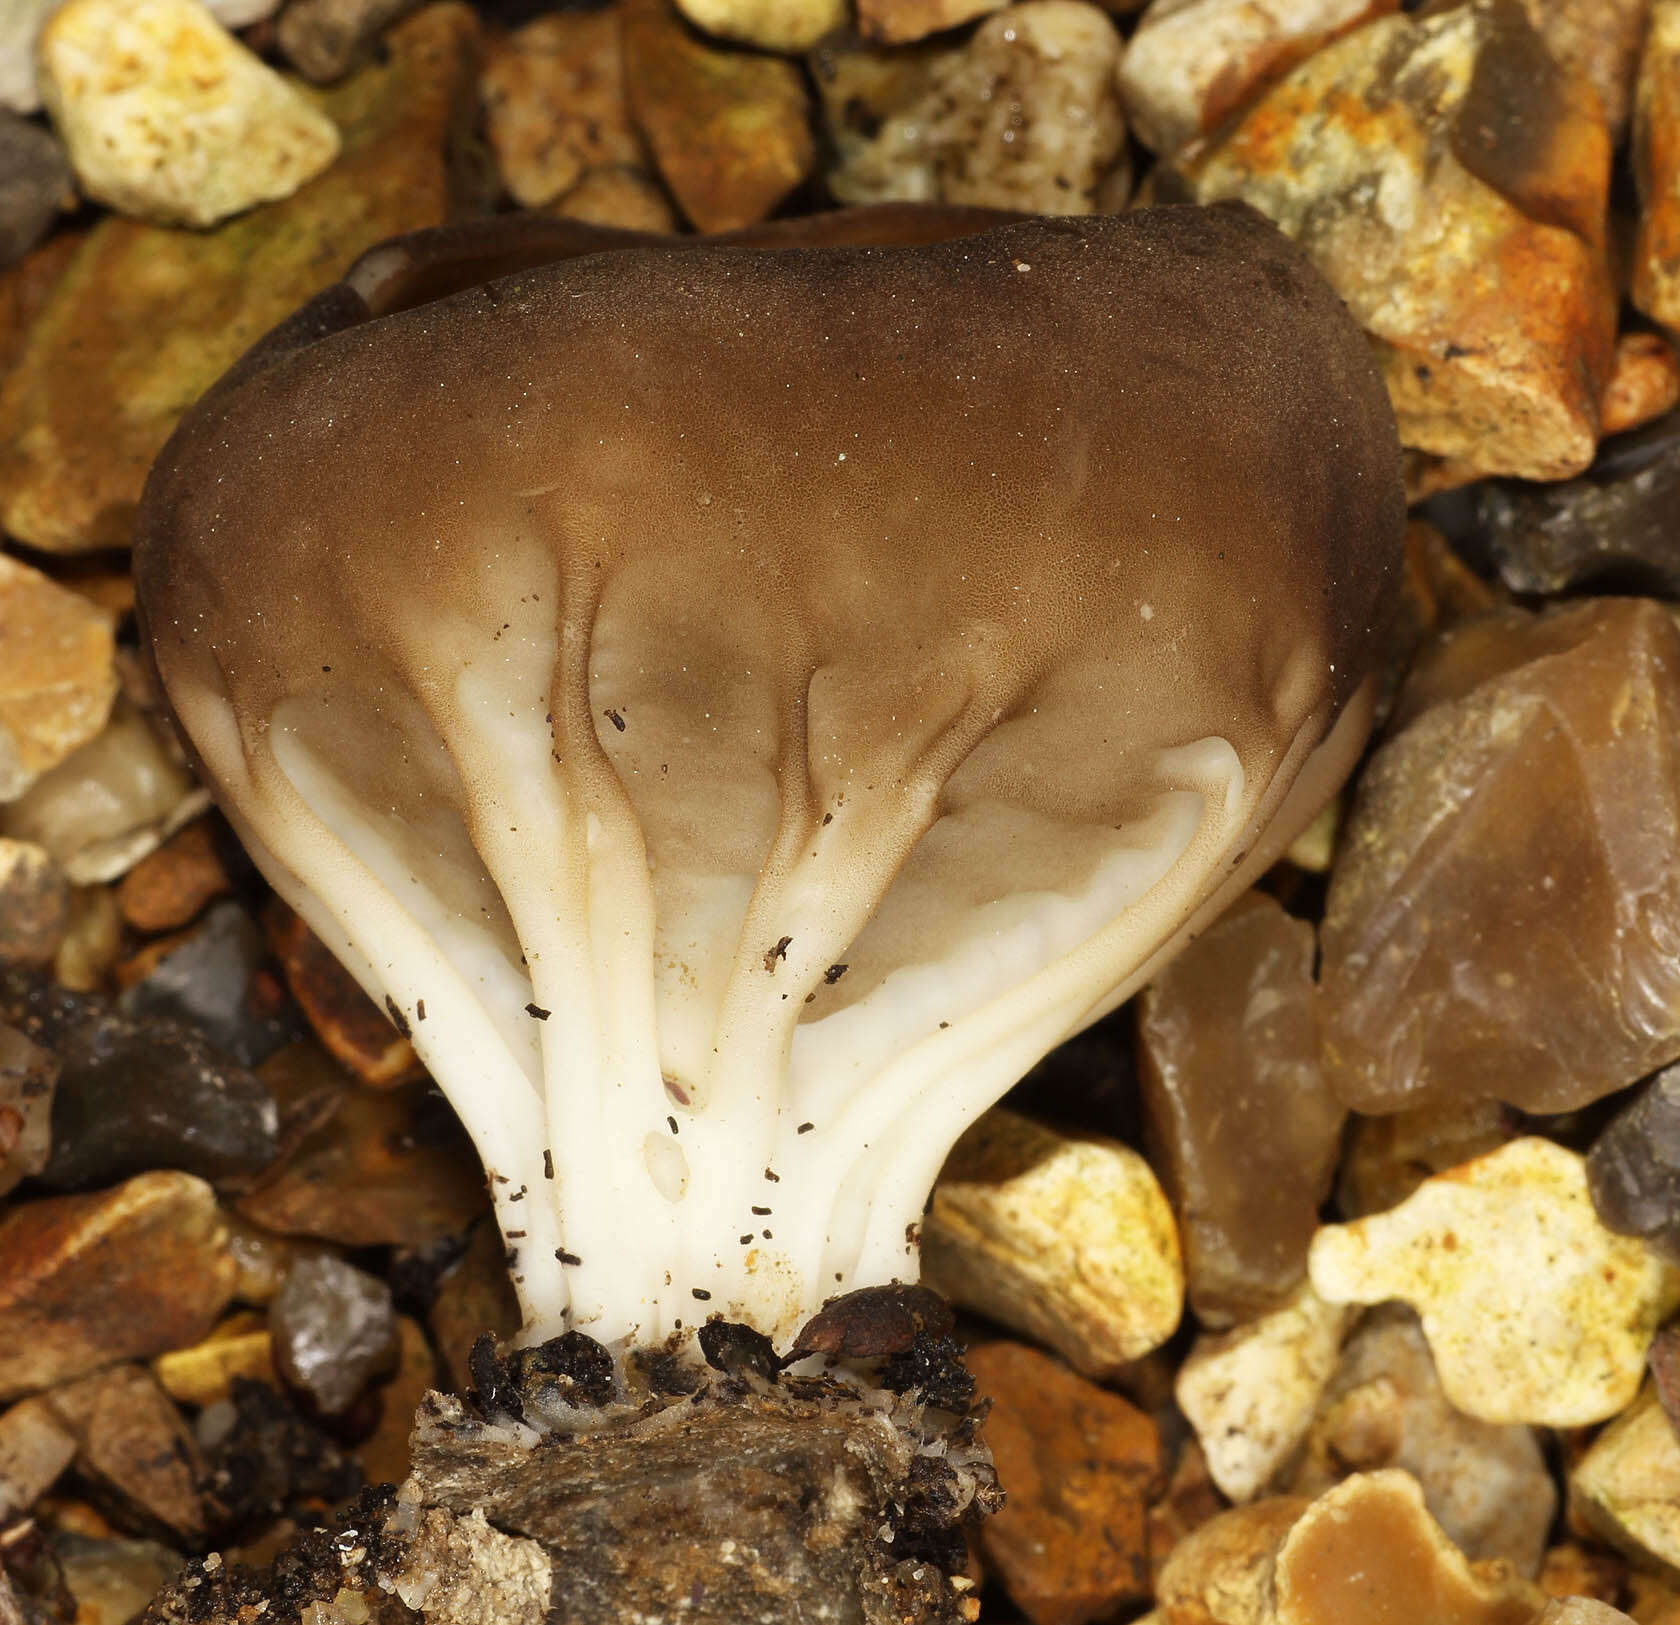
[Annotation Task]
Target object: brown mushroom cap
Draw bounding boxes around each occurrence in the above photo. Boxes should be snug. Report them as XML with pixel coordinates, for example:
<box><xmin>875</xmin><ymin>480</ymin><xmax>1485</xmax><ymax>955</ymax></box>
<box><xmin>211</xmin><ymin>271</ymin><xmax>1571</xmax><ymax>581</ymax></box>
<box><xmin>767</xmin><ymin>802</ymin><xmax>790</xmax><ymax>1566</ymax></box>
<box><xmin>134</xmin><ymin>204</ymin><xmax>1402</xmax><ymax>1342</ymax></box>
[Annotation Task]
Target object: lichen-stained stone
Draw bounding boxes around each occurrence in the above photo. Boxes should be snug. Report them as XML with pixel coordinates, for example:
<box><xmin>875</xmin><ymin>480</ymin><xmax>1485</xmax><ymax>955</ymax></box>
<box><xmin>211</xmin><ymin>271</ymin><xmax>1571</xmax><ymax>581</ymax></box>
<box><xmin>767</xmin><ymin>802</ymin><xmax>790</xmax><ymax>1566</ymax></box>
<box><xmin>918</xmin><ymin>1107</ymin><xmax>1184</xmax><ymax>1378</ymax></box>
<box><xmin>1165</xmin><ymin>0</ymin><xmax>1615</xmax><ymax>480</ymax></box>
<box><xmin>0</xmin><ymin>1170</ymin><xmax>236</xmax><ymax>1400</ymax></box>
<box><xmin>821</xmin><ymin>1</ymin><xmax>1129</xmax><ymax>213</ymax></box>
<box><xmin>1320</xmin><ymin>599</ymin><xmax>1680</xmax><ymax>1116</ymax></box>
<box><xmin>0</xmin><ymin>4</ymin><xmax>483</xmax><ymax>553</ymax></box>
<box><xmin>967</xmin><ymin>1341</ymin><xmax>1161</xmax><ymax>1625</ymax></box>
<box><xmin>621</xmin><ymin>0</ymin><xmax>813</xmax><ymax>232</ymax></box>
<box><xmin>1309</xmin><ymin>1138</ymin><xmax>1680</xmax><ymax>1426</ymax></box>
<box><xmin>1288</xmin><ymin>1305</ymin><xmax>1555</xmax><ymax>1575</ymax></box>
<box><xmin>37</xmin><ymin>0</ymin><xmax>341</xmax><ymax>228</ymax></box>
<box><xmin>0</xmin><ymin>553</ymin><xmax>115</xmax><ymax>802</ymax></box>
<box><xmin>1519</xmin><ymin>0</ymin><xmax>1650</xmax><ymax>139</ymax></box>
<box><xmin>1175</xmin><ymin>1284</ymin><xmax>1353</xmax><ymax>1504</ymax></box>
<box><xmin>1138</xmin><ymin>893</ymin><xmax>1342</xmax><ymax>1327</ymax></box>
<box><xmin>1634</xmin><ymin>0</ymin><xmax>1680</xmax><ymax>335</ymax></box>
<box><xmin>1572</xmin><ymin>1383</ymin><xmax>1680</xmax><ymax>1573</ymax></box>
<box><xmin>1117</xmin><ymin>0</ymin><xmax>1396</xmax><ymax>158</ymax></box>
<box><xmin>481</xmin><ymin>8</ymin><xmax>646</xmax><ymax>208</ymax></box>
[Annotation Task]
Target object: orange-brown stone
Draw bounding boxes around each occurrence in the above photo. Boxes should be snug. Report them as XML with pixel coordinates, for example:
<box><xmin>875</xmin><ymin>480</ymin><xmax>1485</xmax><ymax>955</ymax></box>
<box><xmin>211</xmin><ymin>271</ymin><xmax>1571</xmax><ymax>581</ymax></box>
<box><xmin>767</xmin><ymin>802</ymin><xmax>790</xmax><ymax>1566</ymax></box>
<box><xmin>115</xmin><ymin>819</ymin><xmax>230</xmax><ymax>935</ymax></box>
<box><xmin>265</xmin><ymin>902</ymin><xmax>421</xmax><ymax>1089</ymax></box>
<box><xmin>0</xmin><ymin>1171</ymin><xmax>235</xmax><ymax>1400</ymax></box>
<box><xmin>967</xmin><ymin>1340</ymin><xmax>1160</xmax><ymax>1625</ymax></box>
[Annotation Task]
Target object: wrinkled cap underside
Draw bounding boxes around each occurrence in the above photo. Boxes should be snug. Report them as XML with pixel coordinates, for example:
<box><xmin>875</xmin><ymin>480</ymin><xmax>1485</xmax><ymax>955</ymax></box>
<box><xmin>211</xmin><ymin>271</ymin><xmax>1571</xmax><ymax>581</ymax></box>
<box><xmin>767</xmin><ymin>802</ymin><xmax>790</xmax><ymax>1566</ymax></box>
<box><xmin>135</xmin><ymin>205</ymin><xmax>1403</xmax><ymax>1342</ymax></box>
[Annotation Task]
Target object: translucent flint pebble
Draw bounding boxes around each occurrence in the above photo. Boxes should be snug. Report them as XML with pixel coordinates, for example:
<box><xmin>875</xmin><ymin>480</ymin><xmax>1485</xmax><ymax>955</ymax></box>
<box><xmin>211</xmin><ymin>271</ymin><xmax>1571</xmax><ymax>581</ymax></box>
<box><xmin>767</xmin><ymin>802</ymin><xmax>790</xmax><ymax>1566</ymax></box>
<box><xmin>1138</xmin><ymin>891</ymin><xmax>1343</xmax><ymax>1326</ymax></box>
<box><xmin>1309</xmin><ymin>1137</ymin><xmax>1680</xmax><ymax>1426</ymax></box>
<box><xmin>1320</xmin><ymin>598</ymin><xmax>1680</xmax><ymax>1116</ymax></box>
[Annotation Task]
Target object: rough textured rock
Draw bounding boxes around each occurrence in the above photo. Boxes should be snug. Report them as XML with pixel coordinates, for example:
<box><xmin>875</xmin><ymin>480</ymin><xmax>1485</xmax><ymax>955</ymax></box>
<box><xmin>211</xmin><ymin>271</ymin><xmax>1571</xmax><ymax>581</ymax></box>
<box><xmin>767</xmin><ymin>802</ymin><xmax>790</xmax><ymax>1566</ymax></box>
<box><xmin>1175</xmin><ymin>1285</ymin><xmax>1353</xmax><ymax>1504</ymax></box>
<box><xmin>1138</xmin><ymin>892</ymin><xmax>1342</xmax><ymax>1325</ymax></box>
<box><xmin>270</xmin><ymin>1255</ymin><xmax>400</xmax><ymax>1415</ymax></box>
<box><xmin>0</xmin><ymin>111</ymin><xmax>69</xmax><ymax>267</ymax></box>
<box><xmin>1118</xmin><ymin>0</ymin><xmax>1395</xmax><ymax>156</ymax></box>
<box><xmin>919</xmin><ymin>1107</ymin><xmax>1182</xmax><ymax>1377</ymax></box>
<box><xmin>0</xmin><ymin>1019</ymin><xmax>54</xmax><ymax>1197</ymax></box>
<box><xmin>822</xmin><ymin>2</ymin><xmax>1128</xmax><ymax>212</ymax></box>
<box><xmin>0</xmin><ymin>3</ymin><xmax>484</xmax><ymax>552</ymax></box>
<box><xmin>1588</xmin><ymin>1061</ymin><xmax>1680</xmax><ymax>1259</ymax></box>
<box><xmin>37</xmin><ymin>0</ymin><xmax>340</xmax><ymax>227</ymax></box>
<box><xmin>621</xmin><ymin>0</ymin><xmax>813</xmax><ymax>232</ymax></box>
<box><xmin>388</xmin><ymin>1378</ymin><xmax>994</xmax><ymax>1625</ymax></box>
<box><xmin>1634</xmin><ymin>0</ymin><xmax>1680</xmax><ymax>336</ymax></box>
<box><xmin>116</xmin><ymin>820</ymin><xmax>230</xmax><ymax>934</ymax></box>
<box><xmin>45</xmin><ymin>1364</ymin><xmax>203</xmax><ymax>1540</ymax></box>
<box><xmin>1572</xmin><ymin>1382</ymin><xmax>1680</xmax><ymax>1574</ymax></box>
<box><xmin>1321</xmin><ymin>599</ymin><xmax>1680</xmax><ymax>1116</ymax></box>
<box><xmin>0</xmin><ymin>1170</ymin><xmax>236</xmax><ymax>1399</ymax></box>
<box><xmin>967</xmin><ymin>1341</ymin><xmax>1159</xmax><ymax>1625</ymax></box>
<box><xmin>481</xmin><ymin>8</ymin><xmax>646</xmax><ymax>209</ymax></box>
<box><xmin>1165</xmin><ymin>0</ymin><xmax>1616</xmax><ymax>480</ymax></box>
<box><xmin>1310</xmin><ymin>1138</ymin><xmax>1680</xmax><ymax>1426</ymax></box>
<box><xmin>265</xmin><ymin>902</ymin><xmax>420</xmax><ymax>1087</ymax></box>
<box><xmin>0</xmin><ymin>839</ymin><xmax>69</xmax><ymax>967</ymax></box>
<box><xmin>277</xmin><ymin>0</ymin><xmax>423</xmax><ymax>82</ymax></box>
<box><xmin>1288</xmin><ymin>1305</ymin><xmax>1555</xmax><ymax>1575</ymax></box>
<box><xmin>0</xmin><ymin>553</ymin><xmax>115</xmax><ymax>803</ymax></box>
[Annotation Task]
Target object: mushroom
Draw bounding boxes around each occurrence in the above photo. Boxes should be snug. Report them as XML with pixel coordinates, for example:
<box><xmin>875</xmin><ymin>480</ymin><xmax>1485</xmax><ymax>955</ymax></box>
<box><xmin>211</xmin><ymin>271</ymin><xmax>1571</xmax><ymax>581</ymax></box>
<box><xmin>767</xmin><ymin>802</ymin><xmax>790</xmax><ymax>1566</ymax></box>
<box><xmin>134</xmin><ymin>202</ymin><xmax>1403</xmax><ymax>1352</ymax></box>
